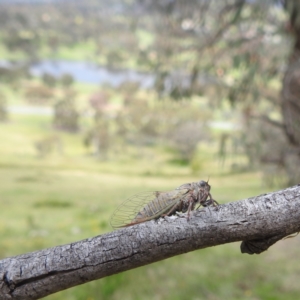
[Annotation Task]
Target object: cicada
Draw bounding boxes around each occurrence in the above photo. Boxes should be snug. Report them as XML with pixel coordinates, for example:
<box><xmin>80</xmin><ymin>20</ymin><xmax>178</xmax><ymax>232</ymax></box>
<box><xmin>110</xmin><ymin>180</ymin><xmax>218</xmax><ymax>229</ymax></box>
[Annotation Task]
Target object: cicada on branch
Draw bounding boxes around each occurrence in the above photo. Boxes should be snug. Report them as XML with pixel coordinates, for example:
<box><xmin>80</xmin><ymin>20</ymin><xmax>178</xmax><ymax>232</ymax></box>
<box><xmin>110</xmin><ymin>180</ymin><xmax>218</xmax><ymax>229</ymax></box>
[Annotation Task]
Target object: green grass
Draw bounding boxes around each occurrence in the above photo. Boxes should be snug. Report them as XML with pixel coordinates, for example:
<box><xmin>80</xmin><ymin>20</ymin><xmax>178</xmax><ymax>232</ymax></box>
<box><xmin>0</xmin><ymin>37</ymin><xmax>99</xmax><ymax>63</ymax></box>
<box><xmin>0</xmin><ymin>88</ymin><xmax>297</xmax><ymax>300</ymax></box>
<box><xmin>40</xmin><ymin>40</ymin><xmax>98</xmax><ymax>62</ymax></box>
<box><xmin>0</xmin><ymin>44</ymin><xmax>27</xmax><ymax>60</ymax></box>
<box><xmin>3</xmin><ymin>163</ymin><xmax>295</xmax><ymax>300</ymax></box>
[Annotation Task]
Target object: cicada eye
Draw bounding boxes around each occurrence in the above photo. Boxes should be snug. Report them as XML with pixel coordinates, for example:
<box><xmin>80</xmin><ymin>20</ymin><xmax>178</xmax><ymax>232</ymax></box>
<box><xmin>199</xmin><ymin>180</ymin><xmax>207</xmax><ymax>187</ymax></box>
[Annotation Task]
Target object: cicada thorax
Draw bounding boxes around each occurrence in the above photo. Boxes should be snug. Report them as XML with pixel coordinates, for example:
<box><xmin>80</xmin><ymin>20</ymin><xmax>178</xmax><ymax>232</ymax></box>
<box><xmin>177</xmin><ymin>180</ymin><xmax>211</xmax><ymax>212</ymax></box>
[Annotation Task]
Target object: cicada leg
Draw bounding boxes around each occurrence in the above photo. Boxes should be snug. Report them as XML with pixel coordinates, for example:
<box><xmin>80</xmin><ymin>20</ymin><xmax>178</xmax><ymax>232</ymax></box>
<box><xmin>196</xmin><ymin>192</ymin><xmax>219</xmax><ymax>210</ymax></box>
<box><xmin>195</xmin><ymin>191</ymin><xmax>209</xmax><ymax>210</ymax></box>
<box><xmin>186</xmin><ymin>197</ymin><xmax>195</xmax><ymax>221</ymax></box>
<box><xmin>209</xmin><ymin>194</ymin><xmax>219</xmax><ymax>208</ymax></box>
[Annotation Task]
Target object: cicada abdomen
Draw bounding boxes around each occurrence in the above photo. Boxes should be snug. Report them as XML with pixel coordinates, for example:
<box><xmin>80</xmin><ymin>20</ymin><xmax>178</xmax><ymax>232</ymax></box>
<box><xmin>110</xmin><ymin>188</ymin><xmax>189</xmax><ymax>229</ymax></box>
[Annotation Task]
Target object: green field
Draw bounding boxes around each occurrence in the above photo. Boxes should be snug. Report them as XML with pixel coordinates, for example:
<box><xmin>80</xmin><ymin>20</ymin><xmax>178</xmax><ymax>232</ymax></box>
<box><xmin>0</xmin><ymin>108</ymin><xmax>299</xmax><ymax>300</ymax></box>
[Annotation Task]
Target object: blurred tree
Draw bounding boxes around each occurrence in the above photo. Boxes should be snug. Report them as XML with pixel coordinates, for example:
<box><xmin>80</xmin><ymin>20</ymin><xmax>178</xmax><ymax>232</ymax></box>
<box><xmin>131</xmin><ymin>0</ymin><xmax>300</xmax><ymax>185</ymax></box>
<box><xmin>0</xmin><ymin>66</ymin><xmax>15</xmax><ymax>84</ymax></box>
<box><xmin>115</xmin><ymin>94</ymin><xmax>211</xmax><ymax>163</ymax></box>
<box><xmin>84</xmin><ymin>117</ymin><xmax>110</xmax><ymax>159</ymax></box>
<box><xmin>280</xmin><ymin>1</ymin><xmax>300</xmax><ymax>184</ymax></box>
<box><xmin>0</xmin><ymin>64</ymin><xmax>30</xmax><ymax>85</ymax></box>
<box><xmin>2</xmin><ymin>29</ymin><xmax>40</xmax><ymax>59</ymax></box>
<box><xmin>84</xmin><ymin>91</ymin><xmax>111</xmax><ymax>159</ymax></box>
<box><xmin>170</xmin><ymin>121</ymin><xmax>209</xmax><ymax>162</ymax></box>
<box><xmin>42</xmin><ymin>73</ymin><xmax>57</xmax><ymax>87</ymax></box>
<box><xmin>53</xmin><ymin>99</ymin><xmax>79</xmax><ymax>132</ymax></box>
<box><xmin>0</xmin><ymin>93</ymin><xmax>8</xmax><ymax>122</ymax></box>
<box><xmin>60</xmin><ymin>73</ymin><xmax>74</xmax><ymax>87</ymax></box>
<box><xmin>24</xmin><ymin>84</ymin><xmax>55</xmax><ymax>105</ymax></box>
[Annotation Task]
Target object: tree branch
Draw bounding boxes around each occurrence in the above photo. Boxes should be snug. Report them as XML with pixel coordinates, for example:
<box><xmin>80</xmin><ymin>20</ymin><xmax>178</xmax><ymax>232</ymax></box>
<box><xmin>1</xmin><ymin>184</ymin><xmax>300</xmax><ymax>300</ymax></box>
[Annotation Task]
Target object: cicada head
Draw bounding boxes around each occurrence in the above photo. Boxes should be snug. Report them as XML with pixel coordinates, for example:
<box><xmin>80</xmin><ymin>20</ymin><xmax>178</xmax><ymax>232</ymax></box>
<box><xmin>198</xmin><ymin>180</ymin><xmax>211</xmax><ymax>192</ymax></box>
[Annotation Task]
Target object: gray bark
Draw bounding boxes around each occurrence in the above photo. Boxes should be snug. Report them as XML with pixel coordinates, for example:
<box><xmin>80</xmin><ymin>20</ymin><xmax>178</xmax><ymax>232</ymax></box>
<box><xmin>1</xmin><ymin>184</ymin><xmax>300</xmax><ymax>300</ymax></box>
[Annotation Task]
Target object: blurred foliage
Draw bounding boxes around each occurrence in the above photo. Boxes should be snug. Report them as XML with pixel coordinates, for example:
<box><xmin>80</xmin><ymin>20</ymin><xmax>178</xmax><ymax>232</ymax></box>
<box><xmin>84</xmin><ymin>114</ymin><xmax>110</xmax><ymax>159</ymax></box>
<box><xmin>42</xmin><ymin>72</ymin><xmax>57</xmax><ymax>87</ymax></box>
<box><xmin>80</xmin><ymin>87</ymin><xmax>211</xmax><ymax>166</ymax></box>
<box><xmin>0</xmin><ymin>92</ymin><xmax>8</xmax><ymax>122</ymax></box>
<box><xmin>130</xmin><ymin>0</ymin><xmax>293</xmax><ymax>185</ymax></box>
<box><xmin>129</xmin><ymin>0</ymin><xmax>300</xmax><ymax>185</ymax></box>
<box><xmin>53</xmin><ymin>98</ymin><xmax>79</xmax><ymax>132</ymax></box>
<box><xmin>34</xmin><ymin>134</ymin><xmax>63</xmax><ymax>158</ymax></box>
<box><xmin>0</xmin><ymin>64</ymin><xmax>30</xmax><ymax>84</ymax></box>
<box><xmin>24</xmin><ymin>83</ymin><xmax>55</xmax><ymax>105</ymax></box>
<box><xmin>60</xmin><ymin>73</ymin><xmax>74</xmax><ymax>87</ymax></box>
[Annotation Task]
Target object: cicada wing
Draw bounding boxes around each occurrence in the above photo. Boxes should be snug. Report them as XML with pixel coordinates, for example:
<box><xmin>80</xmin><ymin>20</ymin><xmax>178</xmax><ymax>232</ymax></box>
<box><xmin>110</xmin><ymin>189</ymin><xmax>189</xmax><ymax>229</ymax></box>
<box><xmin>110</xmin><ymin>191</ymin><xmax>159</xmax><ymax>229</ymax></box>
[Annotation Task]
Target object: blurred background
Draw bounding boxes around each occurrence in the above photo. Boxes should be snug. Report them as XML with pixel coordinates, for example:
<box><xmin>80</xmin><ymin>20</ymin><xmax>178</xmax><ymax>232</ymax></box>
<box><xmin>1</xmin><ymin>0</ymin><xmax>300</xmax><ymax>299</ymax></box>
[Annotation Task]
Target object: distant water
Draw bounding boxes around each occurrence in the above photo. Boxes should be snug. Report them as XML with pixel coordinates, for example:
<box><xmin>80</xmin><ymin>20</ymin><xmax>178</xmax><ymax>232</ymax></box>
<box><xmin>29</xmin><ymin>60</ymin><xmax>155</xmax><ymax>88</ymax></box>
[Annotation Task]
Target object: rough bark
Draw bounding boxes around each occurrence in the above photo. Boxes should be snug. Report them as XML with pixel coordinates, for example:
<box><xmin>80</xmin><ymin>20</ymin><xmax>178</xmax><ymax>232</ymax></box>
<box><xmin>1</xmin><ymin>184</ymin><xmax>300</xmax><ymax>300</ymax></box>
